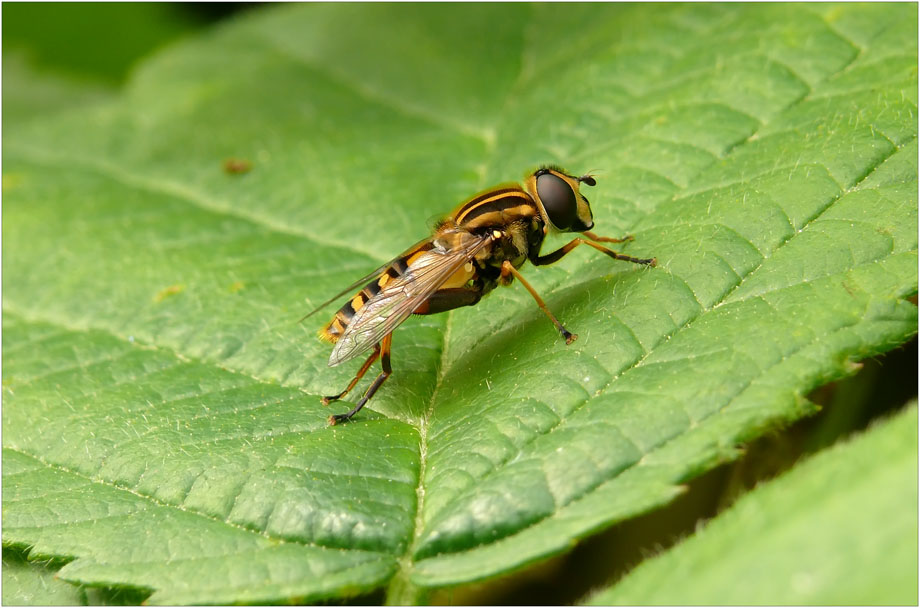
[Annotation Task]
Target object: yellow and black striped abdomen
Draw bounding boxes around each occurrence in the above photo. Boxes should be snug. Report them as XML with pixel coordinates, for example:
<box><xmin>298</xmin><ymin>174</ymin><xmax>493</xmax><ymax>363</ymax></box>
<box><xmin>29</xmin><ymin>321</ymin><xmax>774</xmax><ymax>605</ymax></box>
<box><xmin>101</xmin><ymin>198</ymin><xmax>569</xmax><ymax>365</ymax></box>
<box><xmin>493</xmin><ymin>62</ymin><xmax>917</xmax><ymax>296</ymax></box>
<box><xmin>318</xmin><ymin>245</ymin><xmax>429</xmax><ymax>344</ymax></box>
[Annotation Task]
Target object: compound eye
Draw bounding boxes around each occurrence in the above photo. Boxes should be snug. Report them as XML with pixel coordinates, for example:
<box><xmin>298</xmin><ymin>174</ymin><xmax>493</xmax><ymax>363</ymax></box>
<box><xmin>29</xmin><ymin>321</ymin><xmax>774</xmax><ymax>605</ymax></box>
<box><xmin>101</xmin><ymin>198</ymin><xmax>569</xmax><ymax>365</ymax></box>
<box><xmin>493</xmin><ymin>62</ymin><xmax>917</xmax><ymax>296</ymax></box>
<box><xmin>536</xmin><ymin>172</ymin><xmax>577</xmax><ymax>229</ymax></box>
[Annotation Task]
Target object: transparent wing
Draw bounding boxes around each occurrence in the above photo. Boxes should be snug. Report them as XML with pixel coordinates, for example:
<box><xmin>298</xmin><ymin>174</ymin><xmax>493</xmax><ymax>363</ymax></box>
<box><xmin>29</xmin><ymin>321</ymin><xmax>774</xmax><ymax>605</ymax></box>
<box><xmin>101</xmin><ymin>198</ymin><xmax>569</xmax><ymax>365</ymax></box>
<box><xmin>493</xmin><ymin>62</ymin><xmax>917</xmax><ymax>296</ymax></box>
<box><xmin>329</xmin><ymin>230</ymin><xmax>493</xmax><ymax>366</ymax></box>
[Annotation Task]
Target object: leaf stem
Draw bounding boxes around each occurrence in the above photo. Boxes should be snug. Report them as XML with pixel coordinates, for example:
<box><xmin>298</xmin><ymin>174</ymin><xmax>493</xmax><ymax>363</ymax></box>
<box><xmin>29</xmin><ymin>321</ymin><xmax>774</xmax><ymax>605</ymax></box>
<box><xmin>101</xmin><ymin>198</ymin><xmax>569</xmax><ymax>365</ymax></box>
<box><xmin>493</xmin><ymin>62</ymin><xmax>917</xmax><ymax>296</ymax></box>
<box><xmin>385</xmin><ymin>568</ymin><xmax>430</xmax><ymax>606</ymax></box>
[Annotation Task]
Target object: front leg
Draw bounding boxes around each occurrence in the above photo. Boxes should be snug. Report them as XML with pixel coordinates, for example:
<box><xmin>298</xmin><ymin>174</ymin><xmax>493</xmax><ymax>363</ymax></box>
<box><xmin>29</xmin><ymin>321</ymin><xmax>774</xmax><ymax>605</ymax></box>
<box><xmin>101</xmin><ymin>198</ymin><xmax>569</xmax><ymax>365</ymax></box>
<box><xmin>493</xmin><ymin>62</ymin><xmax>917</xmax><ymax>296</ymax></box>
<box><xmin>583</xmin><ymin>231</ymin><xmax>633</xmax><ymax>244</ymax></box>
<box><xmin>530</xmin><ymin>237</ymin><xmax>656</xmax><ymax>267</ymax></box>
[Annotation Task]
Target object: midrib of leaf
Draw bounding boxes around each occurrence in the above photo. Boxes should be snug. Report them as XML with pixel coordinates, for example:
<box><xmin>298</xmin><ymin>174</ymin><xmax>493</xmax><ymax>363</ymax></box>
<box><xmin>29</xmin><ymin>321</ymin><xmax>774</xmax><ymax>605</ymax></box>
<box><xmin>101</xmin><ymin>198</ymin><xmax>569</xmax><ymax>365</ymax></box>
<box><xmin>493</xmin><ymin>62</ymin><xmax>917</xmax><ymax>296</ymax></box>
<box><xmin>384</xmin><ymin>20</ymin><xmax>543</xmax><ymax>593</ymax></box>
<box><xmin>385</xmin><ymin>316</ymin><xmax>442</xmax><ymax>605</ymax></box>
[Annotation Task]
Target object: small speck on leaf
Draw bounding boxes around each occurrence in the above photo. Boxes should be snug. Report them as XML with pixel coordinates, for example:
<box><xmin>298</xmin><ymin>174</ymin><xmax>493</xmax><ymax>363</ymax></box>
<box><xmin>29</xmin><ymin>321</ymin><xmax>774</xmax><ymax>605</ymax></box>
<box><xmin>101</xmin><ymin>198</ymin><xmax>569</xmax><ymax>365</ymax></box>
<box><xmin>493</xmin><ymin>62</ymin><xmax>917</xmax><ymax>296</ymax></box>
<box><xmin>154</xmin><ymin>284</ymin><xmax>185</xmax><ymax>302</ymax></box>
<box><xmin>223</xmin><ymin>158</ymin><xmax>252</xmax><ymax>174</ymax></box>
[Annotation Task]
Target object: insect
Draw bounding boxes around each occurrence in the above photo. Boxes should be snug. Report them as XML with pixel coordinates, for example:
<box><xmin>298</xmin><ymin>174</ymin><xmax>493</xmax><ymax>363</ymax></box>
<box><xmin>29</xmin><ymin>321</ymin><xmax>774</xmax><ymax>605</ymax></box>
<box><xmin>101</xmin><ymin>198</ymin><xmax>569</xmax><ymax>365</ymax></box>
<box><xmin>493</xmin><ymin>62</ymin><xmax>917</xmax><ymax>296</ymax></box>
<box><xmin>304</xmin><ymin>166</ymin><xmax>656</xmax><ymax>425</ymax></box>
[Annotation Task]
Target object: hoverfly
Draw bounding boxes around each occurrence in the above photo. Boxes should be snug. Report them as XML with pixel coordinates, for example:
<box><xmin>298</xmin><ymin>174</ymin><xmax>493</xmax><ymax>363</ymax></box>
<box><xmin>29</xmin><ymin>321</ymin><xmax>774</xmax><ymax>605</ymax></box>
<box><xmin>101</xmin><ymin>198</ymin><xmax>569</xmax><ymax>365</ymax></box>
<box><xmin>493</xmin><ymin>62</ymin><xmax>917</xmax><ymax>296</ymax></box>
<box><xmin>304</xmin><ymin>166</ymin><xmax>656</xmax><ymax>425</ymax></box>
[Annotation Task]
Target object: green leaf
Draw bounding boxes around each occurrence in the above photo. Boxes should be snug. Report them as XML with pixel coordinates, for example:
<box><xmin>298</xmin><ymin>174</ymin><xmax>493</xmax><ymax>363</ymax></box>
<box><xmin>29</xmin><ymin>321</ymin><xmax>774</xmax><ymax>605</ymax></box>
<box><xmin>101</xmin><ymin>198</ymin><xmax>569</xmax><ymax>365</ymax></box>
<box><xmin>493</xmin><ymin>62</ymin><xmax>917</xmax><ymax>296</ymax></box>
<box><xmin>3</xmin><ymin>4</ymin><xmax>917</xmax><ymax>604</ymax></box>
<box><xmin>585</xmin><ymin>404</ymin><xmax>919</xmax><ymax>605</ymax></box>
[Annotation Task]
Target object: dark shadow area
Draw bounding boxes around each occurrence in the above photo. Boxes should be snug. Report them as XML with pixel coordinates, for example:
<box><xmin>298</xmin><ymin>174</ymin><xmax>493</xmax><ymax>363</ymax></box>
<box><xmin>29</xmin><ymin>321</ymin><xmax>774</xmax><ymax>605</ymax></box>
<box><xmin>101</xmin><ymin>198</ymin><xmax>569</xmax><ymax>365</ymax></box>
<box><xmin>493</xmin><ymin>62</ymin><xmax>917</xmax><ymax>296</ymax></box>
<box><xmin>181</xmin><ymin>3</ymin><xmax>261</xmax><ymax>22</ymax></box>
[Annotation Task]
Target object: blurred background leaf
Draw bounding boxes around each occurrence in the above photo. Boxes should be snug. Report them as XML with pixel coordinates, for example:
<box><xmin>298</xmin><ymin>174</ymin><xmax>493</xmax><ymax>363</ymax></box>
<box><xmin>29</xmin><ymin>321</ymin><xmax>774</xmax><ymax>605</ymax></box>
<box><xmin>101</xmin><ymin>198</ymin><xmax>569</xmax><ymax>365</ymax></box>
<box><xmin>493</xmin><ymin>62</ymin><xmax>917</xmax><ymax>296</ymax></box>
<box><xmin>585</xmin><ymin>404</ymin><xmax>918</xmax><ymax>605</ymax></box>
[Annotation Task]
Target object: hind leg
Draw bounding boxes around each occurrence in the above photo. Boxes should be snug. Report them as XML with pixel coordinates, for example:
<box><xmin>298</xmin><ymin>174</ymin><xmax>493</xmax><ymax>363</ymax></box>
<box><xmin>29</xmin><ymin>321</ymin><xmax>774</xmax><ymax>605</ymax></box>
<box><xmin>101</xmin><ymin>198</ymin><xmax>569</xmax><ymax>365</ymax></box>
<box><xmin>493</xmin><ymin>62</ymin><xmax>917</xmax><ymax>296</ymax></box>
<box><xmin>322</xmin><ymin>343</ymin><xmax>381</xmax><ymax>405</ymax></box>
<box><xmin>329</xmin><ymin>334</ymin><xmax>393</xmax><ymax>425</ymax></box>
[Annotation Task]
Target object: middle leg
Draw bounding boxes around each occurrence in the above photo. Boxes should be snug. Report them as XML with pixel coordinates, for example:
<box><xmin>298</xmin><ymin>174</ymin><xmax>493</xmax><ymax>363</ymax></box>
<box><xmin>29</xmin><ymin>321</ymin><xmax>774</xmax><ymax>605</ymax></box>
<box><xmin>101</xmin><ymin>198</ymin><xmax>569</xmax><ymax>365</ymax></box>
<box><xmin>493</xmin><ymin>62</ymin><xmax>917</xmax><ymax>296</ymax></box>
<box><xmin>583</xmin><ymin>230</ymin><xmax>634</xmax><ymax>244</ymax></box>
<box><xmin>501</xmin><ymin>260</ymin><xmax>577</xmax><ymax>344</ymax></box>
<box><xmin>530</xmin><ymin>237</ymin><xmax>656</xmax><ymax>267</ymax></box>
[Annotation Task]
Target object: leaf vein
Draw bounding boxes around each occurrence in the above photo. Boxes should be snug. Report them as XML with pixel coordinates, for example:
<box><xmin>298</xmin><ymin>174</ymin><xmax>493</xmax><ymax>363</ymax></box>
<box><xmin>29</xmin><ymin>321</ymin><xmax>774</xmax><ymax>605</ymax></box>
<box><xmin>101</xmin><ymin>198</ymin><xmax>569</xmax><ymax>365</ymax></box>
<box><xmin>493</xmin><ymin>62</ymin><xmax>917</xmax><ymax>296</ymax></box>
<box><xmin>1</xmin><ymin>446</ymin><xmax>388</xmax><ymax>557</ymax></box>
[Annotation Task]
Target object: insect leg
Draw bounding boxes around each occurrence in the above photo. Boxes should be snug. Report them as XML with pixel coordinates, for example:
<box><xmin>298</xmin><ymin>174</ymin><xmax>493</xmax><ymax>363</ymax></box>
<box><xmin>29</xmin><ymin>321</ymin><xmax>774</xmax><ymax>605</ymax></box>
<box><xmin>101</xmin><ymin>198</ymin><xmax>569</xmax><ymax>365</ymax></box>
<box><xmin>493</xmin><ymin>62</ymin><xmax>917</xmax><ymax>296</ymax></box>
<box><xmin>530</xmin><ymin>238</ymin><xmax>656</xmax><ymax>267</ymax></box>
<box><xmin>500</xmin><ymin>260</ymin><xmax>577</xmax><ymax>345</ymax></box>
<box><xmin>582</xmin><ymin>231</ymin><xmax>634</xmax><ymax>244</ymax></box>
<box><xmin>329</xmin><ymin>334</ymin><xmax>393</xmax><ymax>425</ymax></box>
<box><xmin>321</xmin><ymin>343</ymin><xmax>381</xmax><ymax>406</ymax></box>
